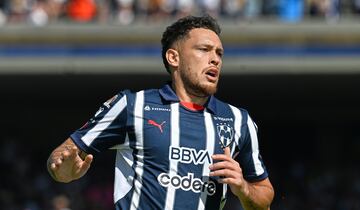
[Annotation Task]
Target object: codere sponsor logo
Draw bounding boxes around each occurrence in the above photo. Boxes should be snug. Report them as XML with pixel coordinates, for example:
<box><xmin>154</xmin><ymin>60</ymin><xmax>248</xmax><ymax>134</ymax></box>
<box><xmin>157</xmin><ymin>173</ymin><xmax>216</xmax><ymax>195</ymax></box>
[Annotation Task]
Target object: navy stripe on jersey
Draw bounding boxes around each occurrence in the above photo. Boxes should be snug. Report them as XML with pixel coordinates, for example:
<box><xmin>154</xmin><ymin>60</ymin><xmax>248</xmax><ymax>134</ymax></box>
<box><xmin>70</xmin><ymin>84</ymin><xmax>268</xmax><ymax>210</ymax></box>
<box><xmin>235</xmin><ymin>112</ymin><xmax>268</xmax><ymax>182</ymax></box>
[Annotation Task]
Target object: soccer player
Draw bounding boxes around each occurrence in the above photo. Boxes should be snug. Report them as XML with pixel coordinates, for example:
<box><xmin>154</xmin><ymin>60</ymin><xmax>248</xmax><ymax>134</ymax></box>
<box><xmin>47</xmin><ymin>15</ymin><xmax>274</xmax><ymax>210</ymax></box>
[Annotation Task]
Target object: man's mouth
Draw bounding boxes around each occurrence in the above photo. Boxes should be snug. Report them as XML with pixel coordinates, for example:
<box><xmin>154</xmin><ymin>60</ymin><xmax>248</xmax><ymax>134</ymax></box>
<box><xmin>205</xmin><ymin>68</ymin><xmax>219</xmax><ymax>82</ymax></box>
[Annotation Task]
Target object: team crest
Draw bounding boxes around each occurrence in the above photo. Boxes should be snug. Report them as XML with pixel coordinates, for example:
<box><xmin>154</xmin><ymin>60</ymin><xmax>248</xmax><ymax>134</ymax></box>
<box><xmin>216</xmin><ymin>123</ymin><xmax>234</xmax><ymax>148</ymax></box>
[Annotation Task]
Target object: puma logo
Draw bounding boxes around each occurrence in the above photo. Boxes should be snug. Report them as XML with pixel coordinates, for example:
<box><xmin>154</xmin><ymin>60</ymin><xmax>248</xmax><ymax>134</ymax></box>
<box><xmin>148</xmin><ymin>120</ymin><xmax>166</xmax><ymax>133</ymax></box>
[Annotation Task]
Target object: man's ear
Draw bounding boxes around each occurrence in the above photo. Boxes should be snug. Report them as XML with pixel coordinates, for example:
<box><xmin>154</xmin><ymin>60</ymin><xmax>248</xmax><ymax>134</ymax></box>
<box><xmin>166</xmin><ymin>48</ymin><xmax>179</xmax><ymax>69</ymax></box>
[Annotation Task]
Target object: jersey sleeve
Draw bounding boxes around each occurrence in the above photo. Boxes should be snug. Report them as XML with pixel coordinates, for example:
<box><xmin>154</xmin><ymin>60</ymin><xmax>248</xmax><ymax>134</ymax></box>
<box><xmin>235</xmin><ymin>112</ymin><xmax>268</xmax><ymax>182</ymax></box>
<box><xmin>70</xmin><ymin>90</ymin><xmax>129</xmax><ymax>154</ymax></box>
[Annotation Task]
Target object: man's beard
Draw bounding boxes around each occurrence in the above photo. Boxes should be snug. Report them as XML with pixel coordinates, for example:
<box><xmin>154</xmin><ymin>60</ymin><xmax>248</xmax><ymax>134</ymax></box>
<box><xmin>180</xmin><ymin>68</ymin><xmax>218</xmax><ymax>98</ymax></box>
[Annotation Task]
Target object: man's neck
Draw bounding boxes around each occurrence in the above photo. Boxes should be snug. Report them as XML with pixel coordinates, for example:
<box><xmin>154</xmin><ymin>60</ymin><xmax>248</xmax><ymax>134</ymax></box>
<box><xmin>172</xmin><ymin>82</ymin><xmax>208</xmax><ymax>106</ymax></box>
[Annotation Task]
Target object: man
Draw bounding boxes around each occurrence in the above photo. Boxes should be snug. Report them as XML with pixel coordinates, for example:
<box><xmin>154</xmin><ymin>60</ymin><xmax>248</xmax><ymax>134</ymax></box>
<box><xmin>47</xmin><ymin>15</ymin><xmax>274</xmax><ymax>210</ymax></box>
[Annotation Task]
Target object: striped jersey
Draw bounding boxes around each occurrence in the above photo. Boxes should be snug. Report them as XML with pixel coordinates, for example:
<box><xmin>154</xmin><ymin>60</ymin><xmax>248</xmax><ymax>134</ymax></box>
<box><xmin>70</xmin><ymin>84</ymin><xmax>268</xmax><ymax>210</ymax></box>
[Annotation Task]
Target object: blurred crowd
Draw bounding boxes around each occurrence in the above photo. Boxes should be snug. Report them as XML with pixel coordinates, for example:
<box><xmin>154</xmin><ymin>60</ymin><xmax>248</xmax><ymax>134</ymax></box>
<box><xmin>0</xmin><ymin>0</ymin><xmax>360</xmax><ymax>26</ymax></box>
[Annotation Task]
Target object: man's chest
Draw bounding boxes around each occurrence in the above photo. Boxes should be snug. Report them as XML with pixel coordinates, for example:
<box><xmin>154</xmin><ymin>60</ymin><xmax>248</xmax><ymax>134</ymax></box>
<box><xmin>128</xmin><ymin>103</ymin><xmax>237</xmax><ymax>167</ymax></box>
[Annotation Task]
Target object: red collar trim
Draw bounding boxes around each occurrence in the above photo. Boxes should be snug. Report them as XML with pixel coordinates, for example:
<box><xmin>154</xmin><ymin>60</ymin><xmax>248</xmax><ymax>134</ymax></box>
<box><xmin>180</xmin><ymin>101</ymin><xmax>205</xmax><ymax>111</ymax></box>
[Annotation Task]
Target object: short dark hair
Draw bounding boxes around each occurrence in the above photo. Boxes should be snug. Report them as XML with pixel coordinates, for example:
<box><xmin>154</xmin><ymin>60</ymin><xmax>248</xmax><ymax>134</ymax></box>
<box><xmin>161</xmin><ymin>15</ymin><xmax>221</xmax><ymax>73</ymax></box>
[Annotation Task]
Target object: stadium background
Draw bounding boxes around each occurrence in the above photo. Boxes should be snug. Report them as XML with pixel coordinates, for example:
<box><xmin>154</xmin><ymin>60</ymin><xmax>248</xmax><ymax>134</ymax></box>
<box><xmin>1</xmin><ymin>0</ymin><xmax>360</xmax><ymax>209</ymax></box>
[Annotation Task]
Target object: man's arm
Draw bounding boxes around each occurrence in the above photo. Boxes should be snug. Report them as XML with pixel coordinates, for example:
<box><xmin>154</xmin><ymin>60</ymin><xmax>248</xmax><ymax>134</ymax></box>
<box><xmin>47</xmin><ymin>138</ymin><xmax>93</xmax><ymax>183</ymax></box>
<box><xmin>210</xmin><ymin>147</ymin><xmax>274</xmax><ymax>210</ymax></box>
<box><xmin>236</xmin><ymin>178</ymin><xmax>274</xmax><ymax>210</ymax></box>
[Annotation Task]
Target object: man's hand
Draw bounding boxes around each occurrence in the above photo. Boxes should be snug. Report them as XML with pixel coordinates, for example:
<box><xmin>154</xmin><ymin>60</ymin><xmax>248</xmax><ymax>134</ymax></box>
<box><xmin>209</xmin><ymin>147</ymin><xmax>274</xmax><ymax>210</ymax></box>
<box><xmin>209</xmin><ymin>147</ymin><xmax>249</xmax><ymax>196</ymax></box>
<box><xmin>48</xmin><ymin>138</ymin><xmax>93</xmax><ymax>183</ymax></box>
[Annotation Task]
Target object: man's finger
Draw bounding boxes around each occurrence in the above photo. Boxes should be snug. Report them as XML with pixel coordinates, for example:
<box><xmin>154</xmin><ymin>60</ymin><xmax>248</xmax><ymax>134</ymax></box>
<box><xmin>84</xmin><ymin>154</ymin><xmax>93</xmax><ymax>164</ymax></box>
<box><xmin>51</xmin><ymin>163</ymin><xmax>57</xmax><ymax>170</ymax></box>
<box><xmin>62</xmin><ymin>146</ymin><xmax>78</xmax><ymax>161</ymax></box>
<box><xmin>70</xmin><ymin>146</ymin><xmax>79</xmax><ymax>158</ymax></box>
<box><xmin>56</xmin><ymin>158</ymin><xmax>62</xmax><ymax>165</ymax></box>
<box><xmin>80</xmin><ymin>154</ymin><xmax>93</xmax><ymax>170</ymax></box>
<box><xmin>223</xmin><ymin>146</ymin><xmax>231</xmax><ymax>157</ymax></box>
<box><xmin>62</xmin><ymin>150</ymin><xmax>71</xmax><ymax>160</ymax></box>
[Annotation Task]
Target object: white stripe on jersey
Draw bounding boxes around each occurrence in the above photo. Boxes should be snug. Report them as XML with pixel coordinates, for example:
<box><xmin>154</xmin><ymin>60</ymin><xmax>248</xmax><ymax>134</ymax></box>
<box><xmin>130</xmin><ymin>91</ymin><xmax>145</xmax><ymax>210</ymax></box>
<box><xmin>229</xmin><ymin>105</ymin><xmax>243</xmax><ymax>156</ymax></box>
<box><xmin>113</xmin><ymin>134</ymin><xmax>134</xmax><ymax>203</ymax></box>
<box><xmin>247</xmin><ymin>115</ymin><xmax>265</xmax><ymax>176</ymax></box>
<box><xmin>223</xmin><ymin>105</ymin><xmax>243</xmax><ymax>202</ymax></box>
<box><xmin>82</xmin><ymin>95</ymin><xmax>127</xmax><ymax>146</ymax></box>
<box><xmin>197</xmin><ymin>110</ymin><xmax>216</xmax><ymax>210</ymax></box>
<box><xmin>164</xmin><ymin>103</ymin><xmax>180</xmax><ymax>210</ymax></box>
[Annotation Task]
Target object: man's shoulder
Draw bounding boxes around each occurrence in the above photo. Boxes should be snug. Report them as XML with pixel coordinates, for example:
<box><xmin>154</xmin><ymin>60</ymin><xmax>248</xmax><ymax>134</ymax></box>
<box><xmin>213</xmin><ymin>96</ymin><xmax>249</xmax><ymax>114</ymax></box>
<box><xmin>116</xmin><ymin>87</ymin><xmax>159</xmax><ymax>96</ymax></box>
<box><xmin>116</xmin><ymin>87</ymin><xmax>164</xmax><ymax>104</ymax></box>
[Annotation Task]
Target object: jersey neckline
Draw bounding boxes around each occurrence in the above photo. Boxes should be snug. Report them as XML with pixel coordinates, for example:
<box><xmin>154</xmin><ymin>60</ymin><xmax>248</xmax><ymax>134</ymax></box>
<box><xmin>180</xmin><ymin>101</ymin><xmax>205</xmax><ymax>111</ymax></box>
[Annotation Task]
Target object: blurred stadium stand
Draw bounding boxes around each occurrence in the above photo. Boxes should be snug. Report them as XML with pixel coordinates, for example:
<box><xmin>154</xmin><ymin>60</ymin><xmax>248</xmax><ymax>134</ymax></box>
<box><xmin>0</xmin><ymin>20</ymin><xmax>360</xmax><ymax>74</ymax></box>
<box><xmin>1</xmin><ymin>12</ymin><xmax>360</xmax><ymax>210</ymax></box>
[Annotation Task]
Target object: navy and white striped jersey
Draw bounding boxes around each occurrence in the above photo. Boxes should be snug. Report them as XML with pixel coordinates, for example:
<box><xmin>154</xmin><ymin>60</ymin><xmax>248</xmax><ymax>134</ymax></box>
<box><xmin>71</xmin><ymin>84</ymin><xmax>268</xmax><ymax>210</ymax></box>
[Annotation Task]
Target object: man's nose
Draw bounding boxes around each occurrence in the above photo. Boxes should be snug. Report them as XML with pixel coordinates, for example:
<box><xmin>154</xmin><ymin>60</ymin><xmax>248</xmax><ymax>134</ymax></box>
<box><xmin>210</xmin><ymin>51</ymin><xmax>221</xmax><ymax>66</ymax></box>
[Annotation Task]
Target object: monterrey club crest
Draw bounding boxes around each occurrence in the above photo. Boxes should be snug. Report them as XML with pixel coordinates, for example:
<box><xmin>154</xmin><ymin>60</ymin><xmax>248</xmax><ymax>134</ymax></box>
<box><xmin>216</xmin><ymin>123</ymin><xmax>235</xmax><ymax>148</ymax></box>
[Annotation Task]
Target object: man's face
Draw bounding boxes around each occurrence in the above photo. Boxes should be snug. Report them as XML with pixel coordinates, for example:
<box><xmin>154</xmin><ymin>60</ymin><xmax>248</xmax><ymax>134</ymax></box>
<box><xmin>176</xmin><ymin>28</ymin><xmax>223</xmax><ymax>97</ymax></box>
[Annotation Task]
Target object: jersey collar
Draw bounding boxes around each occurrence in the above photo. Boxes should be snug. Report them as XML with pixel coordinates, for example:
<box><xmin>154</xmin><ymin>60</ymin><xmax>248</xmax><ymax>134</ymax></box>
<box><xmin>159</xmin><ymin>83</ymin><xmax>218</xmax><ymax>114</ymax></box>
